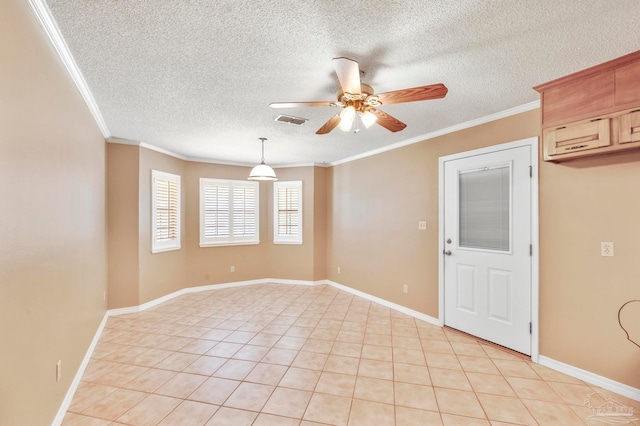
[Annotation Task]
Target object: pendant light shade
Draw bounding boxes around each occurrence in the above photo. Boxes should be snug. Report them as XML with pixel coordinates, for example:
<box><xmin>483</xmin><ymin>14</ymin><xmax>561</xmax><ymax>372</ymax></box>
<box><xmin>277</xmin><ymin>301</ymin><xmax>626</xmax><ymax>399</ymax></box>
<box><xmin>249</xmin><ymin>163</ymin><xmax>277</xmax><ymax>181</ymax></box>
<box><xmin>248</xmin><ymin>138</ymin><xmax>277</xmax><ymax>181</ymax></box>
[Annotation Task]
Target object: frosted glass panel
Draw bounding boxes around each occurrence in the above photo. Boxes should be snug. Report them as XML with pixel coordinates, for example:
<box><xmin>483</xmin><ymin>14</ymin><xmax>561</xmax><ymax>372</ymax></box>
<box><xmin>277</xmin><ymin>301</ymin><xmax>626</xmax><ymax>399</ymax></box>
<box><xmin>459</xmin><ymin>166</ymin><xmax>510</xmax><ymax>251</ymax></box>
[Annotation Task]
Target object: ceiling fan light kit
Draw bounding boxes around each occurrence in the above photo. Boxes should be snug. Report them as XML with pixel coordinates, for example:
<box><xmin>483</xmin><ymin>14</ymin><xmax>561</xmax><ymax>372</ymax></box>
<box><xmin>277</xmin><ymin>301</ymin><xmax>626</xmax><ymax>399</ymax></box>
<box><xmin>359</xmin><ymin>109</ymin><xmax>378</xmax><ymax>128</ymax></box>
<box><xmin>270</xmin><ymin>57</ymin><xmax>448</xmax><ymax>135</ymax></box>
<box><xmin>248</xmin><ymin>137</ymin><xmax>277</xmax><ymax>181</ymax></box>
<box><xmin>338</xmin><ymin>105</ymin><xmax>356</xmax><ymax>131</ymax></box>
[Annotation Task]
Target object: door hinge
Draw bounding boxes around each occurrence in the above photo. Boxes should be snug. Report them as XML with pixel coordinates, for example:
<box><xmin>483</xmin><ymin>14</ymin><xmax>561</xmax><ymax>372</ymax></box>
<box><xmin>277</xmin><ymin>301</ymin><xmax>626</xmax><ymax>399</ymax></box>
<box><xmin>530</xmin><ymin>244</ymin><xmax>533</xmax><ymax>256</ymax></box>
<box><xmin>529</xmin><ymin>322</ymin><xmax>532</xmax><ymax>334</ymax></box>
<box><xmin>529</xmin><ymin>165</ymin><xmax>533</xmax><ymax>178</ymax></box>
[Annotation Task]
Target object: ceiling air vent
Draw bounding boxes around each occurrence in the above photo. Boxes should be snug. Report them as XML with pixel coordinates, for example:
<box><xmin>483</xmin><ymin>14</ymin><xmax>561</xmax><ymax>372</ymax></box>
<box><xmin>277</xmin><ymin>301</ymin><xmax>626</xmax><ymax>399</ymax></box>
<box><xmin>274</xmin><ymin>114</ymin><xmax>308</xmax><ymax>126</ymax></box>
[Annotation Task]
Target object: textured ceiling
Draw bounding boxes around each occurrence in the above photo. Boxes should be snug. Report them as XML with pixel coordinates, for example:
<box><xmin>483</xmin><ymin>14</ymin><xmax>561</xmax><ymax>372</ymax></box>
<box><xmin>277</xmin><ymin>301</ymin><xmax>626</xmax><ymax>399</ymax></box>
<box><xmin>44</xmin><ymin>0</ymin><xmax>640</xmax><ymax>166</ymax></box>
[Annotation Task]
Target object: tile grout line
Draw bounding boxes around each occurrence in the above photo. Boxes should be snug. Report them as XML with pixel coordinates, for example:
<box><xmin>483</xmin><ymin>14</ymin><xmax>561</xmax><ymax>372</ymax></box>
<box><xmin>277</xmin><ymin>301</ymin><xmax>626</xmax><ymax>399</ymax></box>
<box><xmin>63</xmin><ymin>283</ymin><xmax>618</xmax><ymax>425</ymax></box>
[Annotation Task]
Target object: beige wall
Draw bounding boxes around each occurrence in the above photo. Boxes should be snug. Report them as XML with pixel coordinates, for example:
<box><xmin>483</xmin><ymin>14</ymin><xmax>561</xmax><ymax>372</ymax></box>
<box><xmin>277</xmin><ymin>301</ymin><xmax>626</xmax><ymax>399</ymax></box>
<box><xmin>267</xmin><ymin>167</ymin><xmax>316</xmax><ymax>281</ymax></box>
<box><xmin>540</xmin><ymin>151</ymin><xmax>640</xmax><ymax>388</ymax></box>
<box><xmin>0</xmin><ymin>0</ymin><xmax>107</xmax><ymax>424</ymax></box>
<box><xmin>327</xmin><ymin>110</ymin><xmax>540</xmax><ymax>316</ymax></box>
<box><xmin>327</xmin><ymin>108</ymin><xmax>640</xmax><ymax>389</ymax></box>
<box><xmin>184</xmin><ymin>161</ymin><xmax>269</xmax><ymax>286</ymax></box>
<box><xmin>107</xmin><ymin>153</ymin><xmax>326</xmax><ymax>300</ymax></box>
<box><xmin>313</xmin><ymin>167</ymin><xmax>328</xmax><ymax>281</ymax></box>
<box><xmin>138</xmin><ymin>148</ymin><xmax>187</xmax><ymax>303</ymax></box>
<box><xmin>107</xmin><ymin>144</ymin><xmax>140</xmax><ymax>308</ymax></box>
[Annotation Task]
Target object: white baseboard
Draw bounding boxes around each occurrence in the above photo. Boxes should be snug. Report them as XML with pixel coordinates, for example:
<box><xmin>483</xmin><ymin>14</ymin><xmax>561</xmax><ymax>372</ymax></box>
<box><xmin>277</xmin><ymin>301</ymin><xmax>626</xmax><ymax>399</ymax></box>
<box><xmin>51</xmin><ymin>313</ymin><xmax>110</xmax><ymax>426</ymax></box>
<box><xmin>104</xmin><ymin>279</ymin><xmax>326</xmax><ymax>318</ymax></box>
<box><xmin>538</xmin><ymin>356</ymin><xmax>640</xmax><ymax>402</ymax></box>
<box><xmin>325</xmin><ymin>280</ymin><xmax>442</xmax><ymax>327</ymax></box>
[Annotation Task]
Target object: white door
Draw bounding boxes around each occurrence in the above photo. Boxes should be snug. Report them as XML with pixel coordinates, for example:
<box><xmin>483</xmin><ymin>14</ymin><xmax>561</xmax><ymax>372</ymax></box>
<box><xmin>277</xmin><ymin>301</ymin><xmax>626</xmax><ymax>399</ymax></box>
<box><xmin>443</xmin><ymin>145</ymin><xmax>532</xmax><ymax>355</ymax></box>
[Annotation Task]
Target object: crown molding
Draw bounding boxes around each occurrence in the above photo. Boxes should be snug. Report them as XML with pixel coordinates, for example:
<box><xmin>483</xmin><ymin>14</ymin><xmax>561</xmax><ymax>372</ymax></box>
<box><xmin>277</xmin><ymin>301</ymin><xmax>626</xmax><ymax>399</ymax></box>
<box><xmin>28</xmin><ymin>0</ymin><xmax>111</xmax><ymax>139</ymax></box>
<box><xmin>139</xmin><ymin>142</ymin><xmax>190</xmax><ymax>161</ymax></box>
<box><xmin>107</xmin><ymin>138</ymin><xmax>325</xmax><ymax>169</ymax></box>
<box><xmin>106</xmin><ymin>137</ymin><xmax>139</xmax><ymax>146</ymax></box>
<box><xmin>330</xmin><ymin>100</ymin><xmax>540</xmax><ymax>166</ymax></box>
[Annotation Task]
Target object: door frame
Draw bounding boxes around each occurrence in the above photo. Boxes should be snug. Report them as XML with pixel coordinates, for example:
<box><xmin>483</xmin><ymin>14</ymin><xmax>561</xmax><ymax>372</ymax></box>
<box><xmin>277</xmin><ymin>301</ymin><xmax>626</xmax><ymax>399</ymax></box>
<box><xmin>438</xmin><ymin>137</ymin><xmax>540</xmax><ymax>361</ymax></box>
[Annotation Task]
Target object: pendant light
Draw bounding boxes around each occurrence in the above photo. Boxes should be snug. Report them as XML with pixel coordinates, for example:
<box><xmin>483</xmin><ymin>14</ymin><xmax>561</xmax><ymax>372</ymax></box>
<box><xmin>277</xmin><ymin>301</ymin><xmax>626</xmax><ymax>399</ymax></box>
<box><xmin>248</xmin><ymin>137</ymin><xmax>277</xmax><ymax>181</ymax></box>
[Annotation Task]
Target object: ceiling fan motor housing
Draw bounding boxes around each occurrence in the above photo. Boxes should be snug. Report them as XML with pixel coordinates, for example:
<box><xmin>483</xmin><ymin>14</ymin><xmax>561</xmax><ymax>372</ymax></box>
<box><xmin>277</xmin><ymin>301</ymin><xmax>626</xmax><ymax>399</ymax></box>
<box><xmin>338</xmin><ymin>83</ymin><xmax>380</xmax><ymax>112</ymax></box>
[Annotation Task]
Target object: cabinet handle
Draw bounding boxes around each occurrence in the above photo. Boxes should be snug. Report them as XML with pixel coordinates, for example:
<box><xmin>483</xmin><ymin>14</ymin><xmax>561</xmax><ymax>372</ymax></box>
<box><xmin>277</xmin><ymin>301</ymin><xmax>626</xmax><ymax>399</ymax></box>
<box><xmin>564</xmin><ymin>144</ymin><xmax>589</xmax><ymax>151</ymax></box>
<box><xmin>590</xmin><ymin>118</ymin><xmax>602</xmax><ymax>122</ymax></box>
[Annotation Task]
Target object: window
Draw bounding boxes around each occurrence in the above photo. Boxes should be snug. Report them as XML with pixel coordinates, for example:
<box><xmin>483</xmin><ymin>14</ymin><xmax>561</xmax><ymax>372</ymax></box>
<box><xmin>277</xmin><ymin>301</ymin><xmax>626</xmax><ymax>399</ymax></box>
<box><xmin>459</xmin><ymin>165</ymin><xmax>511</xmax><ymax>251</ymax></box>
<box><xmin>151</xmin><ymin>170</ymin><xmax>181</xmax><ymax>253</ymax></box>
<box><xmin>200</xmin><ymin>178</ymin><xmax>259</xmax><ymax>246</ymax></box>
<box><xmin>273</xmin><ymin>180</ymin><xmax>302</xmax><ymax>244</ymax></box>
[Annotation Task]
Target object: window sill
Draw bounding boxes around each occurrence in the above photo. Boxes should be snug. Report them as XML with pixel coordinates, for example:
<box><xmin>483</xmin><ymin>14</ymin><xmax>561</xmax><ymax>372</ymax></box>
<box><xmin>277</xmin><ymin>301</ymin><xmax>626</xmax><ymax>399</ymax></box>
<box><xmin>273</xmin><ymin>241</ymin><xmax>303</xmax><ymax>245</ymax></box>
<box><xmin>199</xmin><ymin>241</ymin><xmax>260</xmax><ymax>248</ymax></box>
<box><xmin>151</xmin><ymin>245</ymin><xmax>181</xmax><ymax>253</ymax></box>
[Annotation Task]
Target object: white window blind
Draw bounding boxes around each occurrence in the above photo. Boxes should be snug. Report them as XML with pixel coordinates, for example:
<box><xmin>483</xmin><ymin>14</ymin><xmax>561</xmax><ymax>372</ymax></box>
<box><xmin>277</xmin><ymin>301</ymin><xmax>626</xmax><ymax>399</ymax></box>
<box><xmin>273</xmin><ymin>180</ymin><xmax>302</xmax><ymax>244</ymax></box>
<box><xmin>200</xmin><ymin>178</ymin><xmax>259</xmax><ymax>246</ymax></box>
<box><xmin>151</xmin><ymin>170</ymin><xmax>181</xmax><ymax>253</ymax></box>
<box><xmin>459</xmin><ymin>165</ymin><xmax>511</xmax><ymax>251</ymax></box>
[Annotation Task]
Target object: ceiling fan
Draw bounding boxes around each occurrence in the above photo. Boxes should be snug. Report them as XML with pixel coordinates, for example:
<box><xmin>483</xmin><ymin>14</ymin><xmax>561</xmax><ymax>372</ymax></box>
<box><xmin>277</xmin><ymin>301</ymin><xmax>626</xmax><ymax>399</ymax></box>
<box><xmin>270</xmin><ymin>57</ymin><xmax>448</xmax><ymax>135</ymax></box>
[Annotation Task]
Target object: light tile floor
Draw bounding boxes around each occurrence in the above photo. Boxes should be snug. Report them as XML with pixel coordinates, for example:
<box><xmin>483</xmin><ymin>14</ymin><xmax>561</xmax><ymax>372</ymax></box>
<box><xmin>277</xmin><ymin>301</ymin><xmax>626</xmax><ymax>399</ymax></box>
<box><xmin>62</xmin><ymin>284</ymin><xmax>639</xmax><ymax>425</ymax></box>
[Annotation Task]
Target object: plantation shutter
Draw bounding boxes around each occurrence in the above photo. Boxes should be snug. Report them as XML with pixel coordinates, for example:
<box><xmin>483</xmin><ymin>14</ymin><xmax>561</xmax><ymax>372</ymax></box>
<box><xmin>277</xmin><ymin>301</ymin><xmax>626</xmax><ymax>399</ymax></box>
<box><xmin>200</xmin><ymin>179</ymin><xmax>259</xmax><ymax>246</ymax></box>
<box><xmin>277</xmin><ymin>186</ymin><xmax>299</xmax><ymax>236</ymax></box>
<box><xmin>152</xmin><ymin>170</ymin><xmax>181</xmax><ymax>252</ymax></box>
<box><xmin>203</xmin><ymin>184</ymin><xmax>230</xmax><ymax>237</ymax></box>
<box><xmin>233</xmin><ymin>185</ymin><xmax>257</xmax><ymax>236</ymax></box>
<box><xmin>273</xmin><ymin>181</ymin><xmax>302</xmax><ymax>244</ymax></box>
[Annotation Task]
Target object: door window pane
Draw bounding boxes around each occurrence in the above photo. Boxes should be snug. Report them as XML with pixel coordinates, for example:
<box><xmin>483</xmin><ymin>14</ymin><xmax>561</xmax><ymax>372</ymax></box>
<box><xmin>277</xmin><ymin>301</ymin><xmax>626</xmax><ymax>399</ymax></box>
<box><xmin>459</xmin><ymin>165</ymin><xmax>510</xmax><ymax>251</ymax></box>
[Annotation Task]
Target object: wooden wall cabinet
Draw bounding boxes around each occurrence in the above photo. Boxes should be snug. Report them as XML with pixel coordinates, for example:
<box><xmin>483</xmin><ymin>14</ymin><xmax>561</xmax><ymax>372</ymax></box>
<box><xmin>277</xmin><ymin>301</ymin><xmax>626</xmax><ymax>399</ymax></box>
<box><xmin>534</xmin><ymin>51</ymin><xmax>640</xmax><ymax>162</ymax></box>
<box><xmin>620</xmin><ymin>109</ymin><xmax>640</xmax><ymax>144</ymax></box>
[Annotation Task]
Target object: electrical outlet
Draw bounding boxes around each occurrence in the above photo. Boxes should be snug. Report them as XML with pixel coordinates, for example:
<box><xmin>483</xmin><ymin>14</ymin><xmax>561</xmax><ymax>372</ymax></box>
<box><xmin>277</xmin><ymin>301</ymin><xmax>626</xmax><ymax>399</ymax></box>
<box><xmin>230</xmin><ymin>266</ymin><xmax>235</xmax><ymax>272</ymax></box>
<box><xmin>403</xmin><ymin>284</ymin><xmax>408</xmax><ymax>294</ymax></box>
<box><xmin>601</xmin><ymin>242</ymin><xmax>614</xmax><ymax>257</ymax></box>
<box><xmin>56</xmin><ymin>360</ymin><xmax>62</xmax><ymax>382</ymax></box>
<box><xmin>418</xmin><ymin>221</ymin><xmax>427</xmax><ymax>231</ymax></box>
<box><xmin>337</xmin><ymin>266</ymin><xmax>341</xmax><ymax>274</ymax></box>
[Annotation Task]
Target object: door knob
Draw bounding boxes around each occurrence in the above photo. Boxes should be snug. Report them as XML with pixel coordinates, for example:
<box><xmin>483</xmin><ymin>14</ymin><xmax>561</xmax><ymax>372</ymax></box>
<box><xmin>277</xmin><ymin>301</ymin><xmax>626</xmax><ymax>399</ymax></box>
<box><xmin>444</xmin><ymin>250</ymin><xmax>452</xmax><ymax>256</ymax></box>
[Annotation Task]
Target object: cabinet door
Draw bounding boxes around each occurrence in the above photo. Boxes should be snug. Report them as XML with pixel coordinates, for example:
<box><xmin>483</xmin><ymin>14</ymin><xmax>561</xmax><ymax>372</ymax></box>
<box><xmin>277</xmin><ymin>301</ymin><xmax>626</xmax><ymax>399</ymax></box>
<box><xmin>615</xmin><ymin>60</ymin><xmax>640</xmax><ymax>107</ymax></box>
<box><xmin>620</xmin><ymin>109</ymin><xmax>640</xmax><ymax>144</ymax></box>
<box><xmin>543</xmin><ymin>119</ymin><xmax>611</xmax><ymax>160</ymax></box>
<box><xmin>541</xmin><ymin>71</ymin><xmax>615</xmax><ymax>126</ymax></box>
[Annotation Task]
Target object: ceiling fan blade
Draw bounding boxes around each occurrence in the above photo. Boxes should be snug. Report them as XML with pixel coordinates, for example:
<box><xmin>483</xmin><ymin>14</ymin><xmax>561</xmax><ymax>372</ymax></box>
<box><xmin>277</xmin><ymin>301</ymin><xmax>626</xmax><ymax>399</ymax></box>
<box><xmin>333</xmin><ymin>57</ymin><xmax>361</xmax><ymax>95</ymax></box>
<box><xmin>316</xmin><ymin>113</ymin><xmax>341</xmax><ymax>135</ymax></box>
<box><xmin>270</xmin><ymin>101</ymin><xmax>336</xmax><ymax>108</ymax></box>
<box><xmin>377</xmin><ymin>83</ymin><xmax>448</xmax><ymax>105</ymax></box>
<box><xmin>369</xmin><ymin>108</ymin><xmax>407</xmax><ymax>132</ymax></box>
